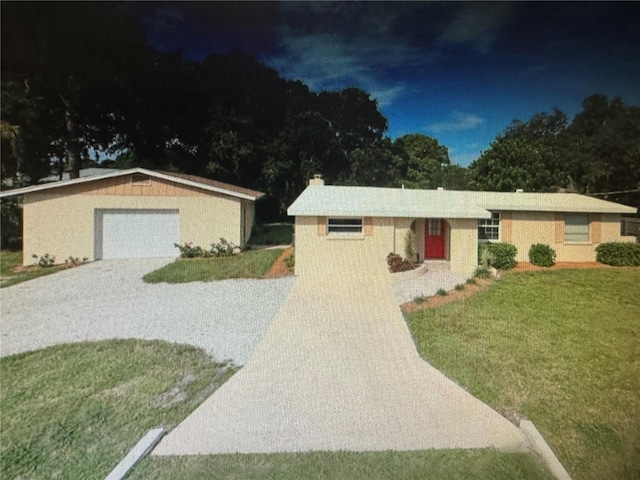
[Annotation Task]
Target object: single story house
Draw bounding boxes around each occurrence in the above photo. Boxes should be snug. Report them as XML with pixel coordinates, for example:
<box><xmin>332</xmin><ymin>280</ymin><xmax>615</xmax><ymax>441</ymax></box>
<box><xmin>0</xmin><ymin>168</ymin><xmax>263</xmax><ymax>265</ymax></box>
<box><xmin>287</xmin><ymin>175</ymin><xmax>637</xmax><ymax>278</ymax></box>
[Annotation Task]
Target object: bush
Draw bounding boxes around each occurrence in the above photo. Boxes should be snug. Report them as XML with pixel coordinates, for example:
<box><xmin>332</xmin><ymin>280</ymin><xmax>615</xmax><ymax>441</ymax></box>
<box><xmin>32</xmin><ymin>253</ymin><xmax>55</xmax><ymax>268</ymax></box>
<box><xmin>175</xmin><ymin>239</ymin><xmax>239</xmax><ymax>259</ymax></box>
<box><xmin>283</xmin><ymin>253</ymin><xmax>295</xmax><ymax>269</ymax></box>
<box><xmin>479</xmin><ymin>243</ymin><xmax>517</xmax><ymax>270</ymax></box>
<box><xmin>436</xmin><ymin>288</ymin><xmax>448</xmax><ymax>296</ymax></box>
<box><xmin>404</xmin><ymin>229</ymin><xmax>417</xmax><ymax>263</ymax></box>
<box><xmin>595</xmin><ymin>242</ymin><xmax>640</xmax><ymax>266</ymax></box>
<box><xmin>474</xmin><ymin>265</ymin><xmax>491</xmax><ymax>278</ymax></box>
<box><xmin>386</xmin><ymin>253</ymin><xmax>416</xmax><ymax>273</ymax></box>
<box><xmin>529</xmin><ymin>243</ymin><xmax>556</xmax><ymax>267</ymax></box>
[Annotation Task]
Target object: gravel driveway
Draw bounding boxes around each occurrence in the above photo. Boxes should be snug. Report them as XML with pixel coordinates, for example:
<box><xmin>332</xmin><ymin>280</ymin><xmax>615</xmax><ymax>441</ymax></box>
<box><xmin>0</xmin><ymin>259</ymin><xmax>295</xmax><ymax>365</ymax></box>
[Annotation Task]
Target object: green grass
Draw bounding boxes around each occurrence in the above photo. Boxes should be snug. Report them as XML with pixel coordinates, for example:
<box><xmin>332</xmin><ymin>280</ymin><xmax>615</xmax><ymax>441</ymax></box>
<box><xmin>143</xmin><ymin>248</ymin><xmax>284</xmax><ymax>283</ymax></box>
<box><xmin>131</xmin><ymin>450</ymin><xmax>553</xmax><ymax>480</ymax></box>
<box><xmin>0</xmin><ymin>340</ymin><xmax>237</xmax><ymax>479</ymax></box>
<box><xmin>249</xmin><ymin>222</ymin><xmax>293</xmax><ymax>245</ymax></box>
<box><xmin>0</xmin><ymin>250</ymin><xmax>69</xmax><ymax>288</ymax></box>
<box><xmin>405</xmin><ymin>268</ymin><xmax>640</xmax><ymax>480</ymax></box>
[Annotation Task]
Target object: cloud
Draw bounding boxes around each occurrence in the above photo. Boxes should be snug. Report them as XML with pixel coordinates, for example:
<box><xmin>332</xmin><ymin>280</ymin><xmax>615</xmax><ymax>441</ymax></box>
<box><xmin>266</xmin><ymin>20</ymin><xmax>433</xmax><ymax>107</ymax></box>
<box><xmin>427</xmin><ymin>112</ymin><xmax>485</xmax><ymax>134</ymax></box>
<box><xmin>440</xmin><ymin>3</ymin><xmax>515</xmax><ymax>53</ymax></box>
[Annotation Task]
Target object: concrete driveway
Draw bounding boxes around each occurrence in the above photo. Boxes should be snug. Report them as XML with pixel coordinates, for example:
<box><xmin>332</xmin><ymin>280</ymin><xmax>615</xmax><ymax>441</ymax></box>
<box><xmin>154</xmin><ymin>270</ymin><xmax>528</xmax><ymax>455</ymax></box>
<box><xmin>0</xmin><ymin>259</ymin><xmax>294</xmax><ymax>365</ymax></box>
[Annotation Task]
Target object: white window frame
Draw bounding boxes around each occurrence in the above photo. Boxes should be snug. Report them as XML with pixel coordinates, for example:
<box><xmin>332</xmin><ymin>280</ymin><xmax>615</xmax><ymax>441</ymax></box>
<box><xmin>327</xmin><ymin>217</ymin><xmax>363</xmax><ymax>235</ymax></box>
<box><xmin>565</xmin><ymin>214</ymin><xmax>590</xmax><ymax>243</ymax></box>
<box><xmin>478</xmin><ymin>212</ymin><xmax>500</xmax><ymax>242</ymax></box>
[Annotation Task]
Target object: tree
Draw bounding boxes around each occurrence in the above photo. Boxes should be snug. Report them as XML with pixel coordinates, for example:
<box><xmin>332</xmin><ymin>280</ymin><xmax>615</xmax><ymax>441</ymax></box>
<box><xmin>468</xmin><ymin>109</ymin><xmax>568</xmax><ymax>191</ymax></box>
<box><xmin>1</xmin><ymin>2</ymin><xmax>149</xmax><ymax>180</ymax></box>
<box><xmin>392</xmin><ymin>134</ymin><xmax>451</xmax><ymax>189</ymax></box>
<box><xmin>562</xmin><ymin>95</ymin><xmax>640</xmax><ymax>208</ymax></box>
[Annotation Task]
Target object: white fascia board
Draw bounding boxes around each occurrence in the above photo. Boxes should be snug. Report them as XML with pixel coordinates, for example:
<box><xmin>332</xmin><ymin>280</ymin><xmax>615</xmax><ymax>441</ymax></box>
<box><xmin>0</xmin><ymin>168</ymin><xmax>260</xmax><ymax>201</ymax></box>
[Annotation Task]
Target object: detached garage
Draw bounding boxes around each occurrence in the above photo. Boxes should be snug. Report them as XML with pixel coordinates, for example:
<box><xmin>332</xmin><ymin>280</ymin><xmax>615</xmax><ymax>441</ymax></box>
<box><xmin>0</xmin><ymin>168</ymin><xmax>263</xmax><ymax>266</ymax></box>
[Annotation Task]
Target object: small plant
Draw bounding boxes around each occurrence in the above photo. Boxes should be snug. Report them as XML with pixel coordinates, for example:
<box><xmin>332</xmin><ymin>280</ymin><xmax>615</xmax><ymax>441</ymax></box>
<box><xmin>474</xmin><ymin>265</ymin><xmax>491</xmax><ymax>278</ymax></box>
<box><xmin>175</xmin><ymin>242</ymin><xmax>208</xmax><ymax>258</ymax></box>
<box><xmin>466</xmin><ymin>278</ymin><xmax>478</xmax><ymax>285</ymax></box>
<box><xmin>529</xmin><ymin>243</ymin><xmax>556</xmax><ymax>267</ymax></box>
<box><xmin>455</xmin><ymin>283</ymin><xmax>465</xmax><ymax>291</ymax></box>
<box><xmin>175</xmin><ymin>239</ymin><xmax>240</xmax><ymax>259</ymax></box>
<box><xmin>64</xmin><ymin>256</ymin><xmax>89</xmax><ymax>266</ymax></box>
<box><xmin>413</xmin><ymin>295</ymin><xmax>429</xmax><ymax>304</ymax></box>
<box><xmin>596</xmin><ymin>242</ymin><xmax>640</xmax><ymax>266</ymax></box>
<box><xmin>436</xmin><ymin>288</ymin><xmax>448</xmax><ymax>296</ymax></box>
<box><xmin>404</xmin><ymin>229</ymin><xmax>417</xmax><ymax>263</ymax></box>
<box><xmin>32</xmin><ymin>253</ymin><xmax>55</xmax><ymax>268</ymax></box>
<box><xmin>210</xmin><ymin>238</ymin><xmax>238</xmax><ymax>257</ymax></box>
<box><xmin>283</xmin><ymin>253</ymin><xmax>295</xmax><ymax>269</ymax></box>
<box><xmin>478</xmin><ymin>245</ymin><xmax>495</xmax><ymax>267</ymax></box>
<box><xmin>386</xmin><ymin>252</ymin><xmax>416</xmax><ymax>273</ymax></box>
<box><xmin>478</xmin><ymin>242</ymin><xmax>517</xmax><ymax>270</ymax></box>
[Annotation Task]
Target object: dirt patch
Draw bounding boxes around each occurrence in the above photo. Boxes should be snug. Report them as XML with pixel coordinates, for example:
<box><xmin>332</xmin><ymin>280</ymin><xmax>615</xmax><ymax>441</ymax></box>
<box><xmin>266</xmin><ymin>247</ymin><xmax>294</xmax><ymax>279</ymax></box>
<box><xmin>401</xmin><ymin>278</ymin><xmax>494</xmax><ymax>313</ymax></box>
<box><xmin>152</xmin><ymin>371</ymin><xmax>196</xmax><ymax>409</ymax></box>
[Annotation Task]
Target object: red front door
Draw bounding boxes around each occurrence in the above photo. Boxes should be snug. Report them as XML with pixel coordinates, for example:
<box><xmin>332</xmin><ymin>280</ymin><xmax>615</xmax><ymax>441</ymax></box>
<box><xmin>425</xmin><ymin>219</ymin><xmax>445</xmax><ymax>259</ymax></box>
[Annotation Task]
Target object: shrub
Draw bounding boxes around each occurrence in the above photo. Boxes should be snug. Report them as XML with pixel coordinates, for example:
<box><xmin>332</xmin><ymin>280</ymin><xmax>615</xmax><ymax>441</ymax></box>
<box><xmin>32</xmin><ymin>253</ymin><xmax>55</xmax><ymax>268</ymax></box>
<box><xmin>474</xmin><ymin>265</ymin><xmax>491</xmax><ymax>278</ymax></box>
<box><xmin>283</xmin><ymin>253</ymin><xmax>295</xmax><ymax>269</ymax></box>
<box><xmin>175</xmin><ymin>239</ymin><xmax>239</xmax><ymax>259</ymax></box>
<box><xmin>595</xmin><ymin>242</ymin><xmax>640</xmax><ymax>266</ymax></box>
<box><xmin>466</xmin><ymin>278</ymin><xmax>478</xmax><ymax>285</ymax></box>
<box><xmin>479</xmin><ymin>242</ymin><xmax>517</xmax><ymax>270</ymax></box>
<box><xmin>64</xmin><ymin>256</ymin><xmax>89</xmax><ymax>266</ymax></box>
<box><xmin>413</xmin><ymin>295</ymin><xmax>428</xmax><ymax>304</ymax></box>
<box><xmin>436</xmin><ymin>288</ymin><xmax>448</xmax><ymax>296</ymax></box>
<box><xmin>455</xmin><ymin>283</ymin><xmax>465</xmax><ymax>291</ymax></box>
<box><xmin>529</xmin><ymin>243</ymin><xmax>556</xmax><ymax>267</ymax></box>
<box><xmin>386</xmin><ymin>253</ymin><xmax>416</xmax><ymax>273</ymax></box>
<box><xmin>404</xmin><ymin>229</ymin><xmax>417</xmax><ymax>263</ymax></box>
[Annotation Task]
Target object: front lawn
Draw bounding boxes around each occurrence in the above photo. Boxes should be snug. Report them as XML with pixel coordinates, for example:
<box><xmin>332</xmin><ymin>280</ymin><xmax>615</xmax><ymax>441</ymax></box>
<box><xmin>249</xmin><ymin>222</ymin><xmax>293</xmax><ymax>245</ymax></box>
<box><xmin>405</xmin><ymin>268</ymin><xmax>640</xmax><ymax>480</ymax></box>
<box><xmin>143</xmin><ymin>248</ymin><xmax>284</xmax><ymax>283</ymax></box>
<box><xmin>0</xmin><ymin>251</ymin><xmax>71</xmax><ymax>288</ymax></box>
<box><xmin>0</xmin><ymin>340</ymin><xmax>237</xmax><ymax>479</ymax></box>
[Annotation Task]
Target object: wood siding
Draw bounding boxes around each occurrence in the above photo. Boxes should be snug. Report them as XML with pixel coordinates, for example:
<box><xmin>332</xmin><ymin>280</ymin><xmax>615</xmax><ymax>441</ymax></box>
<box><xmin>555</xmin><ymin>213</ymin><xmax>565</xmax><ymax>243</ymax></box>
<box><xmin>501</xmin><ymin>211</ymin><xmax>512</xmax><ymax>243</ymax></box>
<box><xmin>317</xmin><ymin>216</ymin><xmax>327</xmax><ymax>236</ymax></box>
<box><xmin>50</xmin><ymin>175</ymin><xmax>212</xmax><ymax>197</ymax></box>
<box><xmin>590</xmin><ymin>213</ymin><xmax>602</xmax><ymax>244</ymax></box>
<box><xmin>363</xmin><ymin>217</ymin><xmax>373</xmax><ymax>236</ymax></box>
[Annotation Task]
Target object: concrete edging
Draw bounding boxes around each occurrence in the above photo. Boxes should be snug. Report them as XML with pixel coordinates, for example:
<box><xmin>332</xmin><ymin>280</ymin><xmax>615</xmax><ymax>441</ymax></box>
<box><xmin>105</xmin><ymin>427</ymin><xmax>164</xmax><ymax>480</ymax></box>
<box><xmin>520</xmin><ymin>420</ymin><xmax>572</xmax><ymax>480</ymax></box>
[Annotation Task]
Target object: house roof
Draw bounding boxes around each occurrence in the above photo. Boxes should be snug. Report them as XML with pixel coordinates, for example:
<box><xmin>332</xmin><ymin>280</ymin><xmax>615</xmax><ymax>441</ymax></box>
<box><xmin>0</xmin><ymin>168</ymin><xmax>264</xmax><ymax>201</ymax></box>
<box><xmin>287</xmin><ymin>185</ymin><xmax>636</xmax><ymax>218</ymax></box>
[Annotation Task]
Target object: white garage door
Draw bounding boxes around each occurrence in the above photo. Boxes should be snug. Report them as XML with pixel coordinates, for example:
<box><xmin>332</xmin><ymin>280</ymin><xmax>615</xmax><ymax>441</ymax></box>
<box><xmin>96</xmin><ymin>209</ymin><xmax>180</xmax><ymax>259</ymax></box>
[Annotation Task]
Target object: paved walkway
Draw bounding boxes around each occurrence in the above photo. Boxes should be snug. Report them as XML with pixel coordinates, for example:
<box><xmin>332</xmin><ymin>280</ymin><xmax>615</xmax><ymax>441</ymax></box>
<box><xmin>153</xmin><ymin>269</ymin><xmax>527</xmax><ymax>455</ymax></box>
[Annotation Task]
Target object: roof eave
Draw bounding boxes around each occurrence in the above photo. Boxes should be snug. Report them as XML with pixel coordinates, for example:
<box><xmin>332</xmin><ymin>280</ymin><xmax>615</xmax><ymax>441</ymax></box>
<box><xmin>0</xmin><ymin>167</ymin><xmax>262</xmax><ymax>201</ymax></box>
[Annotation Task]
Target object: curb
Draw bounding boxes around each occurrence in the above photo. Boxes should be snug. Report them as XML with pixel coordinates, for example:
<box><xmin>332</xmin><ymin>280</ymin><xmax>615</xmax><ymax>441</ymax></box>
<box><xmin>105</xmin><ymin>427</ymin><xmax>165</xmax><ymax>480</ymax></box>
<box><xmin>520</xmin><ymin>420</ymin><xmax>572</xmax><ymax>480</ymax></box>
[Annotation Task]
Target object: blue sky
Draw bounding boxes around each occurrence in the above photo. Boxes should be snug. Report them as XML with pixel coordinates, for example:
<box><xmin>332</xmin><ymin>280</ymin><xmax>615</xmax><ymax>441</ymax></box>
<box><xmin>132</xmin><ymin>1</ymin><xmax>640</xmax><ymax>166</ymax></box>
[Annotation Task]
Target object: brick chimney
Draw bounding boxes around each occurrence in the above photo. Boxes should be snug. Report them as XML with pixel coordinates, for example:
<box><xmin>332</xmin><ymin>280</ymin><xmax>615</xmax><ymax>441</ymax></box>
<box><xmin>309</xmin><ymin>174</ymin><xmax>324</xmax><ymax>186</ymax></box>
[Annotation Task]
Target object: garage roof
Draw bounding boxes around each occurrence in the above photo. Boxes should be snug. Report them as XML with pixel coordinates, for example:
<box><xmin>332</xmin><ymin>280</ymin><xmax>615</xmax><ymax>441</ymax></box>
<box><xmin>0</xmin><ymin>168</ymin><xmax>264</xmax><ymax>201</ymax></box>
<box><xmin>287</xmin><ymin>185</ymin><xmax>636</xmax><ymax>218</ymax></box>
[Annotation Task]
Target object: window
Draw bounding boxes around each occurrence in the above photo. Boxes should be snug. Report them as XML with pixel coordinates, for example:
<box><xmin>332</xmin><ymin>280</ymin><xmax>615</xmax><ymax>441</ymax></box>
<box><xmin>565</xmin><ymin>214</ymin><xmax>589</xmax><ymax>242</ymax></box>
<box><xmin>428</xmin><ymin>219</ymin><xmax>442</xmax><ymax>236</ymax></box>
<box><xmin>327</xmin><ymin>218</ymin><xmax>363</xmax><ymax>234</ymax></box>
<box><xmin>478</xmin><ymin>212</ymin><xmax>500</xmax><ymax>241</ymax></box>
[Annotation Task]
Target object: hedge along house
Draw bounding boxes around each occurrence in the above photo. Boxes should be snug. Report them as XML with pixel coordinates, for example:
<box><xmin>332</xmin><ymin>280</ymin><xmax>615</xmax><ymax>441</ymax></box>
<box><xmin>287</xmin><ymin>175</ymin><xmax>637</xmax><ymax>279</ymax></box>
<box><xmin>0</xmin><ymin>168</ymin><xmax>263</xmax><ymax>266</ymax></box>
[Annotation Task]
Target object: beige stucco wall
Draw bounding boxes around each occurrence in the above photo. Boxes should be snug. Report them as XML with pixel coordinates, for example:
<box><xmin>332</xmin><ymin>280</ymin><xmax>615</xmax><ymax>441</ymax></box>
<box><xmin>448</xmin><ymin>218</ymin><xmax>479</xmax><ymax>278</ymax></box>
<box><xmin>507</xmin><ymin>211</ymin><xmax>634</xmax><ymax>262</ymax></box>
<box><xmin>294</xmin><ymin>216</ymin><xmax>478</xmax><ymax>279</ymax></box>
<box><xmin>23</xmin><ymin>189</ymin><xmax>244</xmax><ymax>266</ymax></box>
